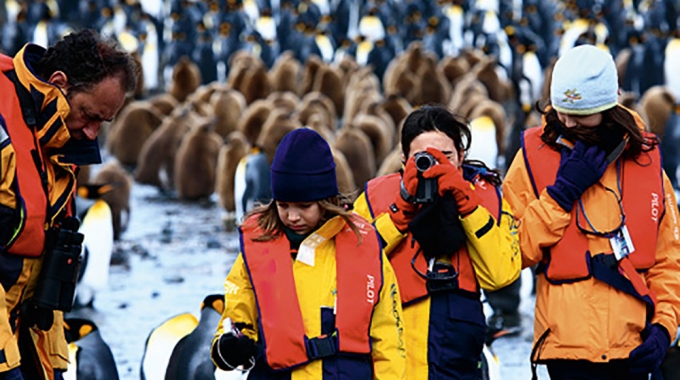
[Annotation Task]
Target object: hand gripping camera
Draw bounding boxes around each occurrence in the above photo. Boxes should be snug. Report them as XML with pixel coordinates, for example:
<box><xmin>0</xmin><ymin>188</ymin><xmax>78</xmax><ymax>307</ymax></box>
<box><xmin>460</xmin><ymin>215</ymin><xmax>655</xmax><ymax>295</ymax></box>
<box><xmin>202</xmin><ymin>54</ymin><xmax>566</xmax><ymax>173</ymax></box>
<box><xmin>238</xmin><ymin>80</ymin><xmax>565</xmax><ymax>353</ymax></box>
<box><xmin>413</xmin><ymin>151</ymin><xmax>439</xmax><ymax>204</ymax></box>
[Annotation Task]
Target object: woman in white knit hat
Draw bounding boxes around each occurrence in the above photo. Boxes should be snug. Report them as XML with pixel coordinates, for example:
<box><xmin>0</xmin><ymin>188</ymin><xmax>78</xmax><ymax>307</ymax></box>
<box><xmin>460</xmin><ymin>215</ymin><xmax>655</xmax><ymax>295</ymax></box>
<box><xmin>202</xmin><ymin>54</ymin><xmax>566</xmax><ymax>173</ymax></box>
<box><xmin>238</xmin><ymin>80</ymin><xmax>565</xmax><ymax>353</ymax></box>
<box><xmin>503</xmin><ymin>44</ymin><xmax>680</xmax><ymax>379</ymax></box>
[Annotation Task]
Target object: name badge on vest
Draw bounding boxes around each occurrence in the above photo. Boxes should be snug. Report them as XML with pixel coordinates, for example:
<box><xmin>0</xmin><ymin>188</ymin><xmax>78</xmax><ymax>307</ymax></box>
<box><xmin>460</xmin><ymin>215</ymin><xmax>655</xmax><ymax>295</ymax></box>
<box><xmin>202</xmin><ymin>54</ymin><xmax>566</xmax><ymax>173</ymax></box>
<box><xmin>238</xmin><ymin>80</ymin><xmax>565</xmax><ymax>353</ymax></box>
<box><xmin>610</xmin><ymin>225</ymin><xmax>635</xmax><ymax>261</ymax></box>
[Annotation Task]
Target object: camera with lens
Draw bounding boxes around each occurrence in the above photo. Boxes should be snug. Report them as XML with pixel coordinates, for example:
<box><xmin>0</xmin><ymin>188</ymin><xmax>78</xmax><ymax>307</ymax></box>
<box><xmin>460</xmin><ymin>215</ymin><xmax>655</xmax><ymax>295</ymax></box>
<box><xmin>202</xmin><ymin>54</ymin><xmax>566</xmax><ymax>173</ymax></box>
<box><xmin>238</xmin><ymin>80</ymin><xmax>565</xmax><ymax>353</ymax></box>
<box><xmin>413</xmin><ymin>151</ymin><xmax>438</xmax><ymax>204</ymax></box>
<box><xmin>32</xmin><ymin>217</ymin><xmax>83</xmax><ymax>315</ymax></box>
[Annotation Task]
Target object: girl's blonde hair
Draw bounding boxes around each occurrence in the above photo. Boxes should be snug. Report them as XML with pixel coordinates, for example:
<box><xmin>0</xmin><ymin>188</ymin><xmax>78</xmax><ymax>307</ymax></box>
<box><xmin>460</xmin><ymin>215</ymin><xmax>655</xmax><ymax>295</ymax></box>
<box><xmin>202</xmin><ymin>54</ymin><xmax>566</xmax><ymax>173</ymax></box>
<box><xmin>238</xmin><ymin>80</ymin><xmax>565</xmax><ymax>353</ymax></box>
<box><xmin>246</xmin><ymin>195</ymin><xmax>363</xmax><ymax>244</ymax></box>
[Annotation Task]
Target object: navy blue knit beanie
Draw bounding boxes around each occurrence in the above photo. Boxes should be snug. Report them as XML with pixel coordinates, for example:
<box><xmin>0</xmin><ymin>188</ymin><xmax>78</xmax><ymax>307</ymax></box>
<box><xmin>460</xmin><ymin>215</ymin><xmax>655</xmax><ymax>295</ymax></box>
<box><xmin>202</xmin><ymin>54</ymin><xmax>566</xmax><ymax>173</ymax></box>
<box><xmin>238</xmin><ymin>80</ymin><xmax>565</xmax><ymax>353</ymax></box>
<box><xmin>270</xmin><ymin>128</ymin><xmax>338</xmax><ymax>202</ymax></box>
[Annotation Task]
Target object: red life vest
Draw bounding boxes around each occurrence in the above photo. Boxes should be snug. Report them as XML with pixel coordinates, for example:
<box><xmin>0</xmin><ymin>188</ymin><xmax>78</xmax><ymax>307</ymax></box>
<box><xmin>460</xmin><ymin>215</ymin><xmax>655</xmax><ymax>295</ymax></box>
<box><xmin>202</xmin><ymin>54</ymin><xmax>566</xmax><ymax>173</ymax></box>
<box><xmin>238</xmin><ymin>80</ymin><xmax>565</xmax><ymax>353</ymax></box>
<box><xmin>240</xmin><ymin>216</ymin><xmax>382</xmax><ymax>370</ymax></box>
<box><xmin>0</xmin><ymin>54</ymin><xmax>48</xmax><ymax>257</ymax></box>
<box><xmin>364</xmin><ymin>170</ymin><xmax>501</xmax><ymax>306</ymax></box>
<box><xmin>522</xmin><ymin>126</ymin><xmax>662</xmax><ymax>280</ymax></box>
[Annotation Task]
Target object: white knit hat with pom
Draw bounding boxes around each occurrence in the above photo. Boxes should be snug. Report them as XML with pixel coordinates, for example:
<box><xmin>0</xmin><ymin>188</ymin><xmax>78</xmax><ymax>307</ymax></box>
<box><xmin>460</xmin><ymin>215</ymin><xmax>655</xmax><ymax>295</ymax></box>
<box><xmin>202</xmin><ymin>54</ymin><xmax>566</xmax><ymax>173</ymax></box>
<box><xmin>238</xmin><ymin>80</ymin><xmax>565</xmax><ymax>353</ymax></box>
<box><xmin>550</xmin><ymin>44</ymin><xmax>619</xmax><ymax>115</ymax></box>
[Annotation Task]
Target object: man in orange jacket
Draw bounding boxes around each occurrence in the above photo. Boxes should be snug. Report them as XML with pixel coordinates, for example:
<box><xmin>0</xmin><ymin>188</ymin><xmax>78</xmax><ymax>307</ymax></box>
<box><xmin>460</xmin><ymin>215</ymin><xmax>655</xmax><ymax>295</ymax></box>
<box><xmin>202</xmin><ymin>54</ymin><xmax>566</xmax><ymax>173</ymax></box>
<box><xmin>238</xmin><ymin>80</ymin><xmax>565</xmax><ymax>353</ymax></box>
<box><xmin>504</xmin><ymin>44</ymin><xmax>680</xmax><ymax>379</ymax></box>
<box><xmin>0</xmin><ymin>30</ymin><xmax>137</xmax><ymax>379</ymax></box>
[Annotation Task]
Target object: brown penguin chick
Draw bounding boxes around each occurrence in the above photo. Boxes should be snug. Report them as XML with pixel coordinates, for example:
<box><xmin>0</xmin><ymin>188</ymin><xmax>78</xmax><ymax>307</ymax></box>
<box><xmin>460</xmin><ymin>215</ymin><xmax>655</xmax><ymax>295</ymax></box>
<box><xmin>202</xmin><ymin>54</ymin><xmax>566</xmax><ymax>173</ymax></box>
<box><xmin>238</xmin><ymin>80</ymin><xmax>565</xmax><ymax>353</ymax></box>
<box><xmin>296</xmin><ymin>92</ymin><xmax>337</xmax><ymax>131</ymax></box>
<box><xmin>174</xmin><ymin>119</ymin><xmax>224</xmax><ymax>200</ymax></box>
<box><xmin>332</xmin><ymin>148</ymin><xmax>357</xmax><ymax>197</ymax></box>
<box><xmin>343</xmin><ymin>88</ymin><xmax>381</xmax><ymax>125</ymax></box>
<box><xmin>618</xmin><ymin>91</ymin><xmax>638</xmax><ymax>110</ymax></box>
<box><xmin>438</xmin><ymin>55</ymin><xmax>470</xmax><ymax>87</ymax></box>
<box><xmin>148</xmin><ymin>93</ymin><xmax>179</xmax><ymax>116</ymax></box>
<box><xmin>216</xmin><ymin>131</ymin><xmax>250</xmax><ymax>212</ymax></box>
<box><xmin>417</xmin><ymin>54</ymin><xmax>451</xmax><ymax>106</ymax></box>
<box><xmin>266</xmin><ymin>91</ymin><xmax>300</xmax><ymax>113</ymax></box>
<box><xmin>105</xmin><ymin>101</ymin><xmax>165</xmax><ymax>167</ymax></box>
<box><xmin>237</xmin><ymin>99</ymin><xmax>273</xmax><ymax>145</ymax></box>
<box><xmin>448</xmin><ymin>74</ymin><xmax>489</xmax><ymax>114</ymax></box>
<box><xmin>473</xmin><ymin>56</ymin><xmax>511</xmax><ymax>104</ymax></box>
<box><xmin>93</xmin><ymin>161</ymin><xmax>133</xmax><ymax>241</ymax></box>
<box><xmin>615</xmin><ymin>48</ymin><xmax>632</xmax><ymax>89</ymax></box>
<box><xmin>268</xmin><ymin>51</ymin><xmax>302</xmax><ymax>94</ymax></box>
<box><xmin>256</xmin><ymin>109</ymin><xmax>301</xmax><ymax>165</ymax></box>
<box><xmin>639</xmin><ymin>85</ymin><xmax>676</xmax><ymax>137</ymax></box>
<box><xmin>299</xmin><ymin>54</ymin><xmax>323</xmax><ymax>97</ymax></box>
<box><xmin>380</xmin><ymin>94</ymin><xmax>412</xmax><ymax>137</ymax></box>
<box><xmin>170</xmin><ymin>56</ymin><xmax>202</xmax><ymax>102</ymax></box>
<box><xmin>350</xmin><ymin>114</ymin><xmax>393</xmax><ymax>167</ymax></box>
<box><xmin>332</xmin><ymin>127</ymin><xmax>376</xmax><ymax>190</ymax></box>
<box><xmin>135</xmin><ymin>108</ymin><xmax>197</xmax><ymax>190</ymax></box>
<box><xmin>312</xmin><ymin>64</ymin><xmax>346</xmax><ymax>117</ymax></box>
<box><xmin>241</xmin><ymin>63</ymin><xmax>273</xmax><ymax>105</ymax></box>
<box><xmin>210</xmin><ymin>89</ymin><xmax>247</xmax><ymax>139</ymax></box>
<box><xmin>376</xmin><ymin>145</ymin><xmax>403</xmax><ymax>177</ymax></box>
<box><xmin>304</xmin><ymin>113</ymin><xmax>335</xmax><ymax>142</ymax></box>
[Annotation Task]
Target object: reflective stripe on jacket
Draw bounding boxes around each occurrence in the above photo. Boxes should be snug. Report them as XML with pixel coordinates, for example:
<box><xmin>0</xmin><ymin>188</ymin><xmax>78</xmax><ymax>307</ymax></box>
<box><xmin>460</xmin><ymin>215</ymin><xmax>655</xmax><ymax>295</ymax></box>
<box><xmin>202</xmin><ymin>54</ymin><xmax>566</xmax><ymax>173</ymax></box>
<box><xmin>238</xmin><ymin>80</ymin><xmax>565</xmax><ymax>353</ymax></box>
<box><xmin>240</xmin><ymin>215</ymin><xmax>380</xmax><ymax>369</ymax></box>
<box><xmin>0</xmin><ymin>54</ymin><xmax>48</xmax><ymax>256</ymax></box>
<box><xmin>0</xmin><ymin>44</ymin><xmax>86</xmax><ymax>376</ymax></box>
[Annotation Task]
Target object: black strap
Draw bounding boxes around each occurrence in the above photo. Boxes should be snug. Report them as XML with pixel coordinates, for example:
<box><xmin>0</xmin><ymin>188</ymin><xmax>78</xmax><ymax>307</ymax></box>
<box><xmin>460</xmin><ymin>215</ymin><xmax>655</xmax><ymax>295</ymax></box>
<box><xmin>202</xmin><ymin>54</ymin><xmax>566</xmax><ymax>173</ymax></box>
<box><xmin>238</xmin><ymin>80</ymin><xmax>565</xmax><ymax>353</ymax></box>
<box><xmin>306</xmin><ymin>332</ymin><xmax>338</xmax><ymax>360</ymax></box>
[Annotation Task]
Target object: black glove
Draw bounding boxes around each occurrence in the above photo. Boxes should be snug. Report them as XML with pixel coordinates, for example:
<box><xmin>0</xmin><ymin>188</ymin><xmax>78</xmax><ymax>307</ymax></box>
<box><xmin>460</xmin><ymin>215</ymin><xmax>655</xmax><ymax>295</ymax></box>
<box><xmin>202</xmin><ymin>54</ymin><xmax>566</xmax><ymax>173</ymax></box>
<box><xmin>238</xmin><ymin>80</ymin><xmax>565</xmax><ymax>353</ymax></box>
<box><xmin>213</xmin><ymin>332</ymin><xmax>257</xmax><ymax>370</ymax></box>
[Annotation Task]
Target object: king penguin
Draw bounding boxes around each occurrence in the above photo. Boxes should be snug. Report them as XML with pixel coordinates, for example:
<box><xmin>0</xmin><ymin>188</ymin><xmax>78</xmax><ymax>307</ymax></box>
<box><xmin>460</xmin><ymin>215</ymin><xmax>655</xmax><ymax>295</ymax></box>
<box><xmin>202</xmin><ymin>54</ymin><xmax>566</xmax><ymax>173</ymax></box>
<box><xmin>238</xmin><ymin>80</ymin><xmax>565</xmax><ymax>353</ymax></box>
<box><xmin>63</xmin><ymin>318</ymin><xmax>120</xmax><ymax>380</ymax></box>
<box><xmin>74</xmin><ymin>184</ymin><xmax>115</xmax><ymax>309</ymax></box>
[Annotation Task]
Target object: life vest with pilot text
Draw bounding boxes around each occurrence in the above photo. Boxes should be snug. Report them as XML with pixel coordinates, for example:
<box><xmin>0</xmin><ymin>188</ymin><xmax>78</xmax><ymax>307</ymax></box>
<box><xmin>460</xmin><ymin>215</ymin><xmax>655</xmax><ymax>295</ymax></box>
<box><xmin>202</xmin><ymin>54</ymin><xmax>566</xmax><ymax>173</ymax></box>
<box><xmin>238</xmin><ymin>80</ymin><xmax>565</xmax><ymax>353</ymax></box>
<box><xmin>521</xmin><ymin>126</ymin><xmax>662</xmax><ymax>283</ymax></box>
<box><xmin>239</xmin><ymin>215</ymin><xmax>383</xmax><ymax>370</ymax></box>
<box><xmin>364</xmin><ymin>170</ymin><xmax>502</xmax><ymax>306</ymax></box>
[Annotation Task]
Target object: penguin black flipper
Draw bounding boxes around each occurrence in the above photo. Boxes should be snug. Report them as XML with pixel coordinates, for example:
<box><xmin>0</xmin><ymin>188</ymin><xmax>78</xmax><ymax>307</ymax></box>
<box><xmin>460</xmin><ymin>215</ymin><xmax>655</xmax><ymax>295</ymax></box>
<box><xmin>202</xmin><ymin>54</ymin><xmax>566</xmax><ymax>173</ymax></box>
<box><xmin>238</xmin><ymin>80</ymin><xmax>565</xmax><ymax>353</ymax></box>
<box><xmin>165</xmin><ymin>294</ymin><xmax>224</xmax><ymax>380</ymax></box>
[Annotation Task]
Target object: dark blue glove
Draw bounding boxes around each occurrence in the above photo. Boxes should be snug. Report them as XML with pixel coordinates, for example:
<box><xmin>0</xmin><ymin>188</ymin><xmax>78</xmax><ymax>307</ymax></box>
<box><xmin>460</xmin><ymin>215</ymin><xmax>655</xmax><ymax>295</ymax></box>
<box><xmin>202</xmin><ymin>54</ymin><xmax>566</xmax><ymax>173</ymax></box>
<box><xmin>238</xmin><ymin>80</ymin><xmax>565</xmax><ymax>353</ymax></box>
<box><xmin>629</xmin><ymin>324</ymin><xmax>671</xmax><ymax>374</ymax></box>
<box><xmin>546</xmin><ymin>140</ymin><xmax>608</xmax><ymax>212</ymax></box>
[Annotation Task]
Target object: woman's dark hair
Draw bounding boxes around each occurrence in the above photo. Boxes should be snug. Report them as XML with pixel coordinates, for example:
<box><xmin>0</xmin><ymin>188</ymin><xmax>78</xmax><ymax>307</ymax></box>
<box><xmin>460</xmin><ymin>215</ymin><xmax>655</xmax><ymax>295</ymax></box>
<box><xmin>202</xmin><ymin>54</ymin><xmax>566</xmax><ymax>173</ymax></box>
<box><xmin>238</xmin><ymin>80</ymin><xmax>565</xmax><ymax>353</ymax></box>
<box><xmin>246</xmin><ymin>194</ymin><xmax>362</xmax><ymax>243</ymax></box>
<box><xmin>538</xmin><ymin>103</ymin><xmax>658</xmax><ymax>159</ymax></box>
<box><xmin>37</xmin><ymin>29</ymin><xmax>138</xmax><ymax>94</ymax></box>
<box><xmin>400</xmin><ymin>104</ymin><xmax>502</xmax><ymax>186</ymax></box>
<box><xmin>401</xmin><ymin>104</ymin><xmax>471</xmax><ymax>158</ymax></box>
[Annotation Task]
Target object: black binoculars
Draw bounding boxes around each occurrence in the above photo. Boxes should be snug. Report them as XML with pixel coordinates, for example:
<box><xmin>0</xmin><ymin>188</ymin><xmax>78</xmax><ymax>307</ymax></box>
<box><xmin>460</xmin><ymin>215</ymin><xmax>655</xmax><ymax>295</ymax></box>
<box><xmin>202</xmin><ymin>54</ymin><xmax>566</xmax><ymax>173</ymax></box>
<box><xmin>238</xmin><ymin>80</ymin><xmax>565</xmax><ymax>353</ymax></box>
<box><xmin>32</xmin><ymin>217</ymin><xmax>83</xmax><ymax>313</ymax></box>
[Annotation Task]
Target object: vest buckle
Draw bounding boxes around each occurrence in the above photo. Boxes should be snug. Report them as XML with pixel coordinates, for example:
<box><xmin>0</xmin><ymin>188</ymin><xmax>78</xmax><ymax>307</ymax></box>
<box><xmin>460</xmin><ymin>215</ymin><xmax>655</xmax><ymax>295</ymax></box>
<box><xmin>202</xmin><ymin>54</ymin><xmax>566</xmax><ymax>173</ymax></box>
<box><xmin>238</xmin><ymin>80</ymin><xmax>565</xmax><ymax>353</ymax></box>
<box><xmin>426</xmin><ymin>261</ymin><xmax>459</xmax><ymax>294</ymax></box>
<box><xmin>306</xmin><ymin>331</ymin><xmax>338</xmax><ymax>360</ymax></box>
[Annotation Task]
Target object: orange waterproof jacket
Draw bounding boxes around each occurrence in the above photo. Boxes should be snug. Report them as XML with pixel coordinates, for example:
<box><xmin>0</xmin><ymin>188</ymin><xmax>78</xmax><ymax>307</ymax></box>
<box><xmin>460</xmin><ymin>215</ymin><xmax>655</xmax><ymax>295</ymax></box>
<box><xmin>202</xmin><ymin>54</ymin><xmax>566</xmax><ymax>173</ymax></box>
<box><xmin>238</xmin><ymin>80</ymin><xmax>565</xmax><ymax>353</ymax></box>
<box><xmin>503</xmin><ymin>114</ymin><xmax>680</xmax><ymax>363</ymax></box>
<box><xmin>363</xmin><ymin>171</ymin><xmax>501</xmax><ymax>305</ymax></box>
<box><xmin>522</xmin><ymin>127</ymin><xmax>661</xmax><ymax>312</ymax></box>
<box><xmin>240</xmin><ymin>216</ymin><xmax>381</xmax><ymax>369</ymax></box>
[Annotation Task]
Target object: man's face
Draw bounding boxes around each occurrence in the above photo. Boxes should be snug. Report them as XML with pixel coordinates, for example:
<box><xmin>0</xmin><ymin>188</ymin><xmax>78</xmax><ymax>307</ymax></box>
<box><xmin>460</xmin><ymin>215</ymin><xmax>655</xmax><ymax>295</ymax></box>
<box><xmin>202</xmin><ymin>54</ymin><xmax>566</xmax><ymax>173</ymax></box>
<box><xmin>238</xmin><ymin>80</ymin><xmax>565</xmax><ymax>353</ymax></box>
<box><xmin>407</xmin><ymin>130</ymin><xmax>462</xmax><ymax>167</ymax></box>
<box><xmin>65</xmin><ymin>76</ymin><xmax>126</xmax><ymax>140</ymax></box>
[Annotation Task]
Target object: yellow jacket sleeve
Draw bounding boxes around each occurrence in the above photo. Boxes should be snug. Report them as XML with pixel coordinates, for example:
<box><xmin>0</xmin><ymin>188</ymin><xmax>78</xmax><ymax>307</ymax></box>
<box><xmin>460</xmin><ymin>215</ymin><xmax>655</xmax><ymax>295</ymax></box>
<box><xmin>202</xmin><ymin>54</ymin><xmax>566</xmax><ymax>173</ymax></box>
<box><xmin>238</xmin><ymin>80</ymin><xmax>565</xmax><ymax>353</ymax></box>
<box><xmin>354</xmin><ymin>193</ymin><xmax>407</xmax><ymax>254</ymax></box>
<box><xmin>502</xmin><ymin>150</ymin><xmax>572</xmax><ymax>268</ymax></box>
<box><xmin>461</xmin><ymin>198</ymin><xmax>522</xmax><ymax>290</ymax></box>
<box><xmin>370</xmin><ymin>252</ymin><xmax>406</xmax><ymax>379</ymax></box>
<box><xmin>212</xmin><ymin>254</ymin><xmax>259</xmax><ymax>348</ymax></box>
<box><xmin>647</xmin><ymin>174</ymin><xmax>680</xmax><ymax>339</ymax></box>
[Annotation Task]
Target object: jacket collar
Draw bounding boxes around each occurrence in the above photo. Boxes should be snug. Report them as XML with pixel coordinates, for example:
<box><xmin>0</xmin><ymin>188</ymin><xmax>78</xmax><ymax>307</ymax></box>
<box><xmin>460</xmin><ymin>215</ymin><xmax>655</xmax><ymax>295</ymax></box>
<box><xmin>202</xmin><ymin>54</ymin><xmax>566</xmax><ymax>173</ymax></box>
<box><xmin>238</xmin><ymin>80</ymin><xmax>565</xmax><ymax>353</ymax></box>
<box><xmin>13</xmin><ymin>44</ymin><xmax>102</xmax><ymax>165</ymax></box>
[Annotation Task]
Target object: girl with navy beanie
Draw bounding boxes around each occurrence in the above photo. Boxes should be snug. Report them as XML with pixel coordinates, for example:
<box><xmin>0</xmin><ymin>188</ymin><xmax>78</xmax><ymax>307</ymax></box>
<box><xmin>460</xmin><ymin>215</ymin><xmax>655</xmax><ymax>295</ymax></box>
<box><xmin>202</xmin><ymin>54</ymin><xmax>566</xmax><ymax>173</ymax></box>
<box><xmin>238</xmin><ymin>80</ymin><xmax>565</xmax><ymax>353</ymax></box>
<box><xmin>211</xmin><ymin>128</ymin><xmax>406</xmax><ymax>379</ymax></box>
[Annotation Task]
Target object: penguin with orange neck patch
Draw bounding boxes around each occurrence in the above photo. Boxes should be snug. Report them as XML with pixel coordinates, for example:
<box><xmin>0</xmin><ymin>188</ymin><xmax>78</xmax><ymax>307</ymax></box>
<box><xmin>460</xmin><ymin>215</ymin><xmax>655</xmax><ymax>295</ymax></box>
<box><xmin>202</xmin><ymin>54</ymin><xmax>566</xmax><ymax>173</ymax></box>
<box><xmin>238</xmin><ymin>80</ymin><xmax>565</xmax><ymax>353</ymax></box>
<box><xmin>63</xmin><ymin>318</ymin><xmax>119</xmax><ymax>380</ymax></box>
<box><xmin>74</xmin><ymin>184</ymin><xmax>115</xmax><ymax>309</ymax></box>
